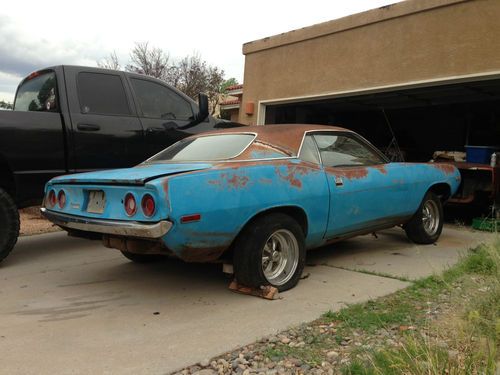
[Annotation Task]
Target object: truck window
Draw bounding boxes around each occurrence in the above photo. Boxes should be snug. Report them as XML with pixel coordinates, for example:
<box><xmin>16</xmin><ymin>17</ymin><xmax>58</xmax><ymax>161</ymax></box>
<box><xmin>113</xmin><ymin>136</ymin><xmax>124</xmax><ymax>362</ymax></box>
<box><xmin>77</xmin><ymin>72</ymin><xmax>131</xmax><ymax>115</ymax></box>
<box><xmin>14</xmin><ymin>71</ymin><xmax>58</xmax><ymax>112</ymax></box>
<box><xmin>130</xmin><ymin>78</ymin><xmax>193</xmax><ymax>120</ymax></box>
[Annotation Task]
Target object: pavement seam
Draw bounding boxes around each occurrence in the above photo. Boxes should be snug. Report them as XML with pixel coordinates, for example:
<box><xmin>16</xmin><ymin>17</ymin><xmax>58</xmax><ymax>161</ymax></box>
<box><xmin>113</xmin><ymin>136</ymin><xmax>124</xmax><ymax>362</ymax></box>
<box><xmin>308</xmin><ymin>263</ymin><xmax>412</xmax><ymax>282</ymax></box>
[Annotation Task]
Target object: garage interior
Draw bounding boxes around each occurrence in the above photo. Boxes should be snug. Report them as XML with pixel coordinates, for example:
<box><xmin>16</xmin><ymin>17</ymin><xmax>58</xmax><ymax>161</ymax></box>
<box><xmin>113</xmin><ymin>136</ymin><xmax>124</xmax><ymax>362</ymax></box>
<box><xmin>264</xmin><ymin>78</ymin><xmax>500</xmax><ymax>163</ymax></box>
<box><xmin>264</xmin><ymin>78</ymin><xmax>500</xmax><ymax>218</ymax></box>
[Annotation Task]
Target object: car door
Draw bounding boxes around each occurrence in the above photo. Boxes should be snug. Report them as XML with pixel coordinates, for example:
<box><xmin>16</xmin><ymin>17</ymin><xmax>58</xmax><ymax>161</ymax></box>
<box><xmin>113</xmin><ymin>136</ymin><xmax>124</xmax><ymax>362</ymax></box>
<box><xmin>128</xmin><ymin>77</ymin><xmax>209</xmax><ymax>159</ymax></box>
<box><xmin>64</xmin><ymin>67</ymin><xmax>145</xmax><ymax>171</ymax></box>
<box><xmin>307</xmin><ymin>131</ymin><xmax>412</xmax><ymax>239</ymax></box>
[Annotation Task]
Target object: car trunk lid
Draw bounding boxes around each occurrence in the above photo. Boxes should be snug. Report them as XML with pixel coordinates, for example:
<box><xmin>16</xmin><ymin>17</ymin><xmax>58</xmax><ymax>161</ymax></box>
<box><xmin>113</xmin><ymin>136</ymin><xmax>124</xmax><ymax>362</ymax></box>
<box><xmin>51</xmin><ymin>163</ymin><xmax>212</xmax><ymax>185</ymax></box>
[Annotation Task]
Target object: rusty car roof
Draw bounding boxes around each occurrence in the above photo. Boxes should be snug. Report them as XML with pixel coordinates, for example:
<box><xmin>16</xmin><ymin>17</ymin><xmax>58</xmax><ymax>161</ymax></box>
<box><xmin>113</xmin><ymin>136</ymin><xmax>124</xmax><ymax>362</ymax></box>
<box><xmin>200</xmin><ymin>124</ymin><xmax>351</xmax><ymax>156</ymax></box>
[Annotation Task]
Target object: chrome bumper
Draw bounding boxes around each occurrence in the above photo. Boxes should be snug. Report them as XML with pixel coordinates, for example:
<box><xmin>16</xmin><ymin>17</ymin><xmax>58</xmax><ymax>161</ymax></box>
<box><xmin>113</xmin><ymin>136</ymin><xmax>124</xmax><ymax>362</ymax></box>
<box><xmin>40</xmin><ymin>208</ymin><xmax>172</xmax><ymax>238</ymax></box>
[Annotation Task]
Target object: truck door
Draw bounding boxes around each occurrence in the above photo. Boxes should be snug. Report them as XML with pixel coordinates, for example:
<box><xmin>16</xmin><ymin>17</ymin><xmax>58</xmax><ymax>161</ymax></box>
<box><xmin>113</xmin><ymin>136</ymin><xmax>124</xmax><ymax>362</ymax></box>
<box><xmin>8</xmin><ymin>69</ymin><xmax>66</xmax><ymax>203</ymax></box>
<box><xmin>64</xmin><ymin>67</ymin><xmax>144</xmax><ymax>171</ymax></box>
<box><xmin>127</xmin><ymin>77</ymin><xmax>207</xmax><ymax>158</ymax></box>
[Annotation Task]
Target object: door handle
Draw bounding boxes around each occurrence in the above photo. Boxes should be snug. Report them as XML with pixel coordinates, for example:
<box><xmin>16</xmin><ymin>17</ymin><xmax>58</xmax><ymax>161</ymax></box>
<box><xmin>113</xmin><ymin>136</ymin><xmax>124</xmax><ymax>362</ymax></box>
<box><xmin>77</xmin><ymin>123</ymin><xmax>101</xmax><ymax>131</ymax></box>
<box><xmin>335</xmin><ymin>176</ymin><xmax>344</xmax><ymax>186</ymax></box>
<box><xmin>146</xmin><ymin>127</ymin><xmax>166</xmax><ymax>133</ymax></box>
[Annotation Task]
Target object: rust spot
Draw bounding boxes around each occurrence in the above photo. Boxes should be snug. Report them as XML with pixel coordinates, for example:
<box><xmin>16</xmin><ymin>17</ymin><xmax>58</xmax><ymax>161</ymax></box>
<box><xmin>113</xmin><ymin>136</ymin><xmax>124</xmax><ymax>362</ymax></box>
<box><xmin>162</xmin><ymin>179</ymin><xmax>169</xmax><ymax>195</ymax></box>
<box><xmin>275</xmin><ymin>163</ymin><xmax>312</xmax><ymax>188</ymax></box>
<box><xmin>208</xmin><ymin>179</ymin><xmax>222</xmax><ymax>186</ymax></box>
<box><xmin>227</xmin><ymin>174</ymin><xmax>249</xmax><ymax>188</ymax></box>
<box><xmin>431</xmin><ymin>163</ymin><xmax>456</xmax><ymax>175</ymax></box>
<box><xmin>331</xmin><ymin>167</ymin><xmax>369</xmax><ymax>180</ymax></box>
<box><xmin>371</xmin><ymin>165</ymin><xmax>387</xmax><ymax>174</ymax></box>
<box><xmin>209</xmin><ymin>172</ymin><xmax>249</xmax><ymax>189</ymax></box>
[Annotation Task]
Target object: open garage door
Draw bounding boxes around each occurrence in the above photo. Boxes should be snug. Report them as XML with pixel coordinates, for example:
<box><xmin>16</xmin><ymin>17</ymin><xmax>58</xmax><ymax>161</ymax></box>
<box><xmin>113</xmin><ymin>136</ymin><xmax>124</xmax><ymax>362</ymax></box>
<box><xmin>264</xmin><ymin>78</ymin><xmax>500</xmax><ymax>213</ymax></box>
<box><xmin>264</xmin><ymin>78</ymin><xmax>500</xmax><ymax>162</ymax></box>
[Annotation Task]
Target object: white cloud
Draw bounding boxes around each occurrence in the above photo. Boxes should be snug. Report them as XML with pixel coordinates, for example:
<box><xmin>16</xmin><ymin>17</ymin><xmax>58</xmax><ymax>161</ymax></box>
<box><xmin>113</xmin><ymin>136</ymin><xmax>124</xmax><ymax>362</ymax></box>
<box><xmin>0</xmin><ymin>0</ymin><xmax>401</xmax><ymax>102</ymax></box>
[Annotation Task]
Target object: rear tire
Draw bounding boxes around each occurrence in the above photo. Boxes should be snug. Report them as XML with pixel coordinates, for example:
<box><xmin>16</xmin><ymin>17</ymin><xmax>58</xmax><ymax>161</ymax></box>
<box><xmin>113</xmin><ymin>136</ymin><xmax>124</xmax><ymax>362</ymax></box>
<box><xmin>405</xmin><ymin>191</ymin><xmax>443</xmax><ymax>244</ymax></box>
<box><xmin>0</xmin><ymin>188</ymin><xmax>20</xmax><ymax>263</ymax></box>
<box><xmin>233</xmin><ymin>213</ymin><xmax>306</xmax><ymax>292</ymax></box>
<box><xmin>121</xmin><ymin>251</ymin><xmax>165</xmax><ymax>263</ymax></box>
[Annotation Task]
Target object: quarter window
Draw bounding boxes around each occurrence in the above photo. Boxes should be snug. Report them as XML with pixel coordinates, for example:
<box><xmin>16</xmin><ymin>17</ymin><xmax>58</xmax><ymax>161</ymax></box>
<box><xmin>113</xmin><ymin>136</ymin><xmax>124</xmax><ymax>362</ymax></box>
<box><xmin>313</xmin><ymin>133</ymin><xmax>385</xmax><ymax>167</ymax></box>
<box><xmin>131</xmin><ymin>78</ymin><xmax>193</xmax><ymax>120</ymax></box>
<box><xmin>77</xmin><ymin>72</ymin><xmax>130</xmax><ymax>115</ymax></box>
<box><xmin>298</xmin><ymin>135</ymin><xmax>321</xmax><ymax>164</ymax></box>
<box><xmin>14</xmin><ymin>71</ymin><xmax>58</xmax><ymax>112</ymax></box>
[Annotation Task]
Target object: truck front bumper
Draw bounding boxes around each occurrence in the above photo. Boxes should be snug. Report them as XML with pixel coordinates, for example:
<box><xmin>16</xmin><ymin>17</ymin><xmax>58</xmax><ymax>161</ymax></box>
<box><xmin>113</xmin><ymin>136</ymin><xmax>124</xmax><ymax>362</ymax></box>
<box><xmin>40</xmin><ymin>208</ymin><xmax>172</xmax><ymax>238</ymax></box>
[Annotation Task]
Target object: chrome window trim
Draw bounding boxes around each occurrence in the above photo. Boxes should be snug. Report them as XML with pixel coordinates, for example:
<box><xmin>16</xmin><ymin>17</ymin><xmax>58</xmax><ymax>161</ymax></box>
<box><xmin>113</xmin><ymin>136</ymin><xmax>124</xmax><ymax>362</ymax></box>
<box><xmin>297</xmin><ymin>129</ymin><xmax>388</xmax><ymax>168</ymax></box>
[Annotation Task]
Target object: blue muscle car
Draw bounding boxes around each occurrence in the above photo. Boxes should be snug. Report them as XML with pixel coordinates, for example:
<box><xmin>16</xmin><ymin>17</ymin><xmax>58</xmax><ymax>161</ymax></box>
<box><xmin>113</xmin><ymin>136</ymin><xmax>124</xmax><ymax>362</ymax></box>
<box><xmin>41</xmin><ymin>125</ymin><xmax>460</xmax><ymax>291</ymax></box>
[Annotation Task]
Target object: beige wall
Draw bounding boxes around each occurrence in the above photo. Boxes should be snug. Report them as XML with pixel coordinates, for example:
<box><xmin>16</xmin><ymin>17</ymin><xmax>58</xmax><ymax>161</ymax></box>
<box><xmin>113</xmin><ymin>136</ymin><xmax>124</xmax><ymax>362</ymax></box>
<box><xmin>239</xmin><ymin>0</ymin><xmax>500</xmax><ymax>124</ymax></box>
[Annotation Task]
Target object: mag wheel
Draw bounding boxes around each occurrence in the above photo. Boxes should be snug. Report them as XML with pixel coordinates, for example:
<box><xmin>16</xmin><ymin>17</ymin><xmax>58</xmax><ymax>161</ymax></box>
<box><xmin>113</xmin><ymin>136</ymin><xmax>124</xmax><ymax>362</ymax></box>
<box><xmin>405</xmin><ymin>191</ymin><xmax>443</xmax><ymax>244</ymax></box>
<box><xmin>233</xmin><ymin>213</ymin><xmax>306</xmax><ymax>292</ymax></box>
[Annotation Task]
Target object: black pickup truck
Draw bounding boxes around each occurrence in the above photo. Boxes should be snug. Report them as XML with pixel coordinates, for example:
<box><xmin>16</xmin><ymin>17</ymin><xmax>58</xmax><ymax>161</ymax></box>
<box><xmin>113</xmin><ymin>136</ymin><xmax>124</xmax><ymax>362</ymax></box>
<box><xmin>0</xmin><ymin>65</ymin><xmax>227</xmax><ymax>262</ymax></box>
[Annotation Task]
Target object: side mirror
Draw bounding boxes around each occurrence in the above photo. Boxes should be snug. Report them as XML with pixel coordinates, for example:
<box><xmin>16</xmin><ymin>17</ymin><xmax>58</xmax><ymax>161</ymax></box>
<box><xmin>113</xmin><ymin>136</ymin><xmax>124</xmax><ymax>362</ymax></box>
<box><xmin>178</xmin><ymin>93</ymin><xmax>209</xmax><ymax>130</ymax></box>
<box><xmin>196</xmin><ymin>93</ymin><xmax>209</xmax><ymax>123</ymax></box>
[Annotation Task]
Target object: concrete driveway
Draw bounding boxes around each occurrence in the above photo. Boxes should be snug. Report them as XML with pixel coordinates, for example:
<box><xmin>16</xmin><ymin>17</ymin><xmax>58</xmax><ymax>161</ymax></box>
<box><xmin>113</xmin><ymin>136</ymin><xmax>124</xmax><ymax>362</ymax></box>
<box><xmin>0</xmin><ymin>225</ymin><xmax>494</xmax><ymax>374</ymax></box>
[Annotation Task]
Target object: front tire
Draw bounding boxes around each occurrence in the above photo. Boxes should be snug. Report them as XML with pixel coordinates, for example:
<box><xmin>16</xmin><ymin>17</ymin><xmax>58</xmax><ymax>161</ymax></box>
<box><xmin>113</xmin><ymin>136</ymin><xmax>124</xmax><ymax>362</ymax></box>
<box><xmin>233</xmin><ymin>213</ymin><xmax>306</xmax><ymax>292</ymax></box>
<box><xmin>0</xmin><ymin>188</ymin><xmax>20</xmax><ymax>263</ymax></box>
<box><xmin>405</xmin><ymin>191</ymin><xmax>443</xmax><ymax>244</ymax></box>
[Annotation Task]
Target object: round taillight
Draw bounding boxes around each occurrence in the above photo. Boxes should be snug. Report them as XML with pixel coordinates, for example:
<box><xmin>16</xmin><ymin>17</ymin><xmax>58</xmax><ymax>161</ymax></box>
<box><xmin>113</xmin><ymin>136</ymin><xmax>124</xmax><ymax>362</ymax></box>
<box><xmin>47</xmin><ymin>190</ymin><xmax>56</xmax><ymax>208</ymax></box>
<box><xmin>58</xmin><ymin>190</ymin><xmax>66</xmax><ymax>209</ymax></box>
<box><xmin>124</xmin><ymin>193</ymin><xmax>137</xmax><ymax>216</ymax></box>
<box><xmin>141</xmin><ymin>194</ymin><xmax>156</xmax><ymax>217</ymax></box>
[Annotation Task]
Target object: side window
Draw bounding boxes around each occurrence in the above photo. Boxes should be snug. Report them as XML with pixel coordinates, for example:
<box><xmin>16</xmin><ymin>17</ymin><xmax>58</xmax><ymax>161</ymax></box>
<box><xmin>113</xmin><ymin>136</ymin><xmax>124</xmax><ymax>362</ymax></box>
<box><xmin>131</xmin><ymin>78</ymin><xmax>193</xmax><ymax>120</ymax></box>
<box><xmin>14</xmin><ymin>72</ymin><xmax>58</xmax><ymax>112</ymax></box>
<box><xmin>77</xmin><ymin>72</ymin><xmax>131</xmax><ymax>115</ymax></box>
<box><xmin>313</xmin><ymin>133</ymin><xmax>384</xmax><ymax>167</ymax></box>
<box><xmin>298</xmin><ymin>135</ymin><xmax>321</xmax><ymax>164</ymax></box>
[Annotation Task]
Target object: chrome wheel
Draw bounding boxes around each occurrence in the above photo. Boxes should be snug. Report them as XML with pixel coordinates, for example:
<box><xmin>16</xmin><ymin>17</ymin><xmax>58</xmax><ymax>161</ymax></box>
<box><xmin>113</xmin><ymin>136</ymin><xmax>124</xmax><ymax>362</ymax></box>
<box><xmin>422</xmin><ymin>199</ymin><xmax>440</xmax><ymax>236</ymax></box>
<box><xmin>261</xmin><ymin>229</ymin><xmax>299</xmax><ymax>286</ymax></box>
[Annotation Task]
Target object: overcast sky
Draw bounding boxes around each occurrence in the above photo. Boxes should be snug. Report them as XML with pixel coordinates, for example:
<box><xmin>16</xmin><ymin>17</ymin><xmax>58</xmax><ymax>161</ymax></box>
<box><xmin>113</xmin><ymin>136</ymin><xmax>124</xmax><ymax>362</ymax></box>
<box><xmin>0</xmin><ymin>0</ymin><xmax>400</xmax><ymax>102</ymax></box>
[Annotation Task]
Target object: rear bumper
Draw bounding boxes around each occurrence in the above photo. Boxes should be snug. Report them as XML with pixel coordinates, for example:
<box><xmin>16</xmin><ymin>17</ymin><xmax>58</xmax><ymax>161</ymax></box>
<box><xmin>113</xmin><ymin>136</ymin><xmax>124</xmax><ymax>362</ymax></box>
<box><xmin>40</xmin><ymin>208</ymin><xmax>172</xmax><ymax>238</ymax></box>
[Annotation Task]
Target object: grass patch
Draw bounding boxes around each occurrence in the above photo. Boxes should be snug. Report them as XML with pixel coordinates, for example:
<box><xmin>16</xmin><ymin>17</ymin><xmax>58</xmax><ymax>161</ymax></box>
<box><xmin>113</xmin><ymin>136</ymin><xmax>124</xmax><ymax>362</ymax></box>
<box><xmin>261</xmin><ymin>240</ymin><xmax>500</xmax><ymax>373</ymax></box>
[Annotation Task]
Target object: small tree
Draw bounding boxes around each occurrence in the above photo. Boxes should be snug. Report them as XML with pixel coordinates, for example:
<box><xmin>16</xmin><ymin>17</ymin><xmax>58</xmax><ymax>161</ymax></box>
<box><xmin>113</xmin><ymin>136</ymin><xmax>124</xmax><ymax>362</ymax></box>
<box><xmin>97</xmin><ymin>51</ymin><xmax>121</xmax><ymax>70</ymax></box>
<box><xmin>0</xmin><ymin>100</ymin><xmax>13</xmax><ymax>110</ymax></box>
<box><xmin>171</xmin><ymin>54</ymin><xmax>225</xmax><ymax>115</ymax></box>
<box><xmin>97</xmin><ymin>43</ymin><xmax>229</xmax><ymax>115</ymax></box>
<box><xmin>125</xmin><ymin>42</ymin><xmax>171</xmax><ymax>81</ymax></box>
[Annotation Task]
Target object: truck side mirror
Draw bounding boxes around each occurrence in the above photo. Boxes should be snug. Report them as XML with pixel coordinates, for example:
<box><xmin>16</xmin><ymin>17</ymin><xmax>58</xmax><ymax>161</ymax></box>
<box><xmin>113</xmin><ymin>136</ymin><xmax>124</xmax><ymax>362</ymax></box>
<box><xmin>197</xmin><ymin>93</ymin><xmax>209</xmax><ymax>122</ymax></box>
<box><xmin>178</xmin><ymin>93</ymin><xmax>209</xmax><ymax>130</ymax></box>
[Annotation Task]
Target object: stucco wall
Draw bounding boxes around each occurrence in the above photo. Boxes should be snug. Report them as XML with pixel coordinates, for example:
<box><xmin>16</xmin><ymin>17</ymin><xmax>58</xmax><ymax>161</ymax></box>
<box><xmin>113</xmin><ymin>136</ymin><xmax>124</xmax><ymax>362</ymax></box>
<box><xmin>240</xmin><ymin>0</ymin><xmax>500</xmax><ymax>124</ymax></box>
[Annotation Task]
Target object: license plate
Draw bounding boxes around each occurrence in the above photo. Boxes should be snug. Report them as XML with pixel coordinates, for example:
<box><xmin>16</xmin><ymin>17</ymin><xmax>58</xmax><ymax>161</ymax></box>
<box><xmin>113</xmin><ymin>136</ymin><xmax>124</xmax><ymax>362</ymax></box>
<box><xmin>87</xmin><ymin>190</ymin><xmax>106</xmax><ymax>214</ymax></box>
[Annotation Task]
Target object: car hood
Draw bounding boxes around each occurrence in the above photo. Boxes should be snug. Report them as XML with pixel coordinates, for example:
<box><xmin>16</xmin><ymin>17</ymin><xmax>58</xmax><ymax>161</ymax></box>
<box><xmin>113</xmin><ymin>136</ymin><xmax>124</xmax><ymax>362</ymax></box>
<box><xmin>51</xmin><ymin>163</ymin><xmax>213</xmax><ymax>185</ymax></box>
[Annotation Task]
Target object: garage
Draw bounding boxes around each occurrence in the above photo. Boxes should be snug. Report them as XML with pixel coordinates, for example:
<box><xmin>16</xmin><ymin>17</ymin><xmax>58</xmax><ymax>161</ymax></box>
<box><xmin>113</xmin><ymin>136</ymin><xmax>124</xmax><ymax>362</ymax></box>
<box><xmin>238</xmin><ymin>0</ymin><xmax>500</xmax><ymax>216</ymax></box>
<box><xmin>263</xmin><ymin>77</ymin><xmax>500</xmax><ymax>163</ymax></box>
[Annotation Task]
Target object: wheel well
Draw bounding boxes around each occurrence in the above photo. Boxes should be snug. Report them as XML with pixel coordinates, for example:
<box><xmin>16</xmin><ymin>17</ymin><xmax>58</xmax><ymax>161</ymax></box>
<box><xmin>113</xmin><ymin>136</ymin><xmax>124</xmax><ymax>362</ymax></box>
<box><xmin>429</xmin><ymin>183</ymin><xmax>451</xmax><ymax>202</ymax></box>
<box><xmin>0</xmin><ymin>157</ymin><xmax>15</xmax><ymax>198</ymax></box>
<box><xmin>242</xmin><ymin>206</ymin><xmax>309</xmax><ymax>237</ymax></box>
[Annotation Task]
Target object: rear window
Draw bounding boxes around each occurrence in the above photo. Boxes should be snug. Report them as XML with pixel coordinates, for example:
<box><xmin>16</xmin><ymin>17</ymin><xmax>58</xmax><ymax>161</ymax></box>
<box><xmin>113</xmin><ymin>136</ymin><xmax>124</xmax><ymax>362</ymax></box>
<box><xmin>15</xmin><ymin>71</ymin><xmax>58</xmax><ymax>112</ymax></box>
<box><xmin>147</xmin><ymin>134</ymin><xmax>256</xmax><ymax>162</ymax></box>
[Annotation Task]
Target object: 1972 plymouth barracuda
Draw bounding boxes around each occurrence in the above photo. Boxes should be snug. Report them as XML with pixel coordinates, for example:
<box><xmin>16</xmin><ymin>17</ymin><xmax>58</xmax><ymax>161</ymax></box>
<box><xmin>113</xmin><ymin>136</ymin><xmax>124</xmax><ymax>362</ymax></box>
<box><xmin>41</xmin><ymin>125</ymin><xmax>460</xmax><ymax>291</ymax></box>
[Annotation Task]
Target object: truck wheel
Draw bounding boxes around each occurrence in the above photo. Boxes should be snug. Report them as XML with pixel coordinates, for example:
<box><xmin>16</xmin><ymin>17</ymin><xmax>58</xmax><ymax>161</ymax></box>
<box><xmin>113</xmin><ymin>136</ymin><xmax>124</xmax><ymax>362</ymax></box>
<box><xmin>120</xmin><ymin>251</ymin><xmax>165</xmax><ymax>263</ymax></box>
<box><xmin>405</xmin><ymin>191</ymin><xmax>443</xmax><ymax>244</ymax></box>
<box><xmin>0</xmin><ymin>188</ymin><xmax>20</xmax><ymax>263</ymax></box>
<box><xmin>233</xmin><ymin>213</ymin><xmax>306</xmax><ymax>292</ymax></box>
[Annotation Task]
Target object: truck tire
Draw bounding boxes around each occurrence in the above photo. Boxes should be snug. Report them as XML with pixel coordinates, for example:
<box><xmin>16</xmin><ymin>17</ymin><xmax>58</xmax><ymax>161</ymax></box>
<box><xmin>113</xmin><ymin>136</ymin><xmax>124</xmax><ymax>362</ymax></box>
<box><xmin>0</xmin><ymin>188</ymin><xmax>20</xmax><ymax>263</ymax></box>
<box><xmin>233</xmin><ymin>213</ymin><xmax>306</xmax><ymax>292</ymax></box>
